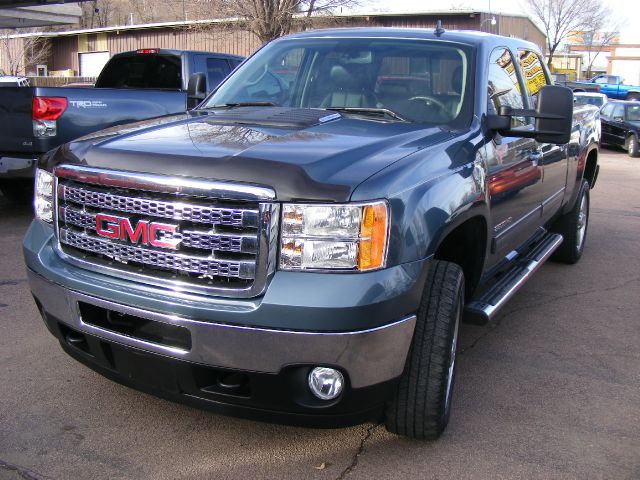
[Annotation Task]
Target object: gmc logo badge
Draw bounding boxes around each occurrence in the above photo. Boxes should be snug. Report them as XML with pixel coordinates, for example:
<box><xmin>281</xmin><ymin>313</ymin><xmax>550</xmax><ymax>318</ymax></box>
<box><xmin>95</xmin><ymin>214</ymin><xmax>180</xmax><ymax>249</ymax></box>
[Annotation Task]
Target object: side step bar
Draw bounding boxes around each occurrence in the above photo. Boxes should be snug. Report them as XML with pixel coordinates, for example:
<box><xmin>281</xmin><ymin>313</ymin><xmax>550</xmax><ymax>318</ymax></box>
<box><xmin>464</xmin><ymin>233</ymin><xmax>563</xmax><ymax>324</ymax></box>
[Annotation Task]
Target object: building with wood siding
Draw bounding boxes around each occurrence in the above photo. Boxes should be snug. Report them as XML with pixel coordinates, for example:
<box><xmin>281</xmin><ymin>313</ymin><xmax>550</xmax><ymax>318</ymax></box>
<box><xmin>1</xmin><ymin>11</ymin><xmax>546</xmax><ymax>78</ymax></box>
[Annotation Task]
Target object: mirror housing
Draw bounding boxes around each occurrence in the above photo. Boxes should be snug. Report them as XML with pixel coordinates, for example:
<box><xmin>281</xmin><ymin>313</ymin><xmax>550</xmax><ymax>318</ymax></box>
<box><xmin>187</xmin><ymin>72</ymin><xmax>207</xmax><ymax>109</ymax></box>
<box><xmin>487</xmin><ymin>85</ymin><xmax>573</xmax><ymax>144</ymax></box>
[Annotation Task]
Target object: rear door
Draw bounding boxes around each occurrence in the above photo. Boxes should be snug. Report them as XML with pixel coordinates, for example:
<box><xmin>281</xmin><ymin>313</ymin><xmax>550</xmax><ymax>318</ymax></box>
<box><xmin>600</xmin><ymin>102</ymin><xmax>616</xmax><ymax>144</ymax></box>
<box><xmin>486</xmin><ymin>47</ymin><xmax>544</xmax><ymax>257</ymax></box>
<box><xmin>193</xmin><ymin>54</ymin><xmax>233</xmax><ymax>91</ymax></box>
<box><xmin>517</xmin><ymin>49</ymin><xmax>568</xmax><ymax>222</ymax></box>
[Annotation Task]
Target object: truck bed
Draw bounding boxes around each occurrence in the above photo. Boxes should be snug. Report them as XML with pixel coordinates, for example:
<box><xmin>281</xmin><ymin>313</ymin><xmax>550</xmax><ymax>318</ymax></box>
<box><xmin>0</xmin><ymin>86</ymin><xmax>187</xmax><ymax>157</ymax></box>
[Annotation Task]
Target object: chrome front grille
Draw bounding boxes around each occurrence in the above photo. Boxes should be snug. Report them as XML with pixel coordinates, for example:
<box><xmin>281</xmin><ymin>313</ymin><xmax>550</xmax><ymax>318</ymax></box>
<box><xmin>54</xmin><ymin>165</ymin><xmax>277</xmax><ymax>298</ymax></box>
<box><xmin>61</xmin><ymin>184</ymin><xmax>256</xmax><ymax>226</ymax></box>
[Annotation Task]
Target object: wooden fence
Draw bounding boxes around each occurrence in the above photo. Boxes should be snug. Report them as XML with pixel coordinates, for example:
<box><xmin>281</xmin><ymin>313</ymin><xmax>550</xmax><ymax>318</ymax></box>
<box><xmin>26</xmin><ymin>76</ymin><xmax>96</xmax><ymax>87</ymax></box>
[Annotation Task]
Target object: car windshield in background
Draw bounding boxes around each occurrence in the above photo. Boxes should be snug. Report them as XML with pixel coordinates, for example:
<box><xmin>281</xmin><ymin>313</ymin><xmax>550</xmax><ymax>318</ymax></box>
<box><xmin>203</xmin><ymin>38</ymin><xmax>473</xmax><ymax>126</ymax></box>
<box><xmin>627</xmin><ymin>104</ymin><xmax>640</xmax><ymax>122</ymax></box>
<box><xmin>575</xmin><ymin>96</ymin><xmax>605</xmax><ymax>107</ymax></box>
<box><xmin>95</xmin><ymin>54</ymin><xmax>182</xmax><ymax>89</ymax></box>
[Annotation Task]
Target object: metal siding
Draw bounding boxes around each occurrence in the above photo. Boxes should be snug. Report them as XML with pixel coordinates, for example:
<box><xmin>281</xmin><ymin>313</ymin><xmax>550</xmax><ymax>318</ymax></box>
<box><xmin>44</xmin><ymin>14</ymin><xmax>546</xmax><ymax>73</ymax></box>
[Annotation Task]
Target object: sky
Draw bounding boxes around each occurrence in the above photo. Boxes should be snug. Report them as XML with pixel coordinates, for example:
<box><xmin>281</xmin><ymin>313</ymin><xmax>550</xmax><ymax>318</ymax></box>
<box><xmin>356</xmin><ymin>0</ymin><xmax>640</xmax><ymax>43</ymax></box>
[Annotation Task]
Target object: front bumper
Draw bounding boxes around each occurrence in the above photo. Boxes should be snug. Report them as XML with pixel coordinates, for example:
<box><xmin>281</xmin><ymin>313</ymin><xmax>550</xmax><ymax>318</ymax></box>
<box><xmin>24</xmin><ymin>220</ymin><xmax>427</xmax><ymax>423</ymax></box>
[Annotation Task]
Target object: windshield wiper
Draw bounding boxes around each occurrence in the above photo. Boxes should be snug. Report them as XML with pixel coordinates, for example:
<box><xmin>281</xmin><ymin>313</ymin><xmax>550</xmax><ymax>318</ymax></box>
<box><xmin>325</xmin><ymin>107</ymin><xmax>409</xmax><ymax>122</ymax></box>
<box><xmin>206</xmin><ymin>101</ymin><xmax>277</xmax><ymax>109</ymax></box>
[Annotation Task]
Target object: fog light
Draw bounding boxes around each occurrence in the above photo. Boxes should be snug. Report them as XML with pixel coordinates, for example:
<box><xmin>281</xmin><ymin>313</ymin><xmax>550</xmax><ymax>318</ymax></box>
<box><xmin>308</xmin><ymin>367</ymin><xmax>344</xmax><ymax>400</ymax></box>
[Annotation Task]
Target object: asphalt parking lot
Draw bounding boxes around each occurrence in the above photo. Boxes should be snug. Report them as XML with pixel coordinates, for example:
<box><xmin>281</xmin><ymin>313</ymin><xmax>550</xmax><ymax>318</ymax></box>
<box><xmin>1</xmin><ymin>149</ymin><xmax>639</xmax><ymax>480</ymax></box>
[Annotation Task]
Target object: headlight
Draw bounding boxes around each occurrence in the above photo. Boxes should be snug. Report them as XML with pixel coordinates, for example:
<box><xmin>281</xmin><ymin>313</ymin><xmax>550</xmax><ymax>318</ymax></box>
<box><xmin>34</xmin><ymin>168</ymin><xmax>54</xmax><ymax>223</ymax></box>
<box><xmin>280</xmin><ymin>201</ymin><xmax>389</xmax><ymax>271</ymax></box>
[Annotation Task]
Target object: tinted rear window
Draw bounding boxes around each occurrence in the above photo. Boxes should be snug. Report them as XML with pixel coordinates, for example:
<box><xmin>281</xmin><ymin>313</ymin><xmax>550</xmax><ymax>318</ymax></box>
<box><xmin>95</xmin><ymin>54</ymin><xmax>182</xmax><ymax>89</ymax></box>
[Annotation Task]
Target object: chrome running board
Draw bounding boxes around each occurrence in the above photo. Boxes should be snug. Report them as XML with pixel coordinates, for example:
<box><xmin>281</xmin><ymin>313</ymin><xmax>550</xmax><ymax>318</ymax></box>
<box><xmin>465</xmin><ymin>233</ymin><xmax>563</xmax><ymax>324</ymax></box>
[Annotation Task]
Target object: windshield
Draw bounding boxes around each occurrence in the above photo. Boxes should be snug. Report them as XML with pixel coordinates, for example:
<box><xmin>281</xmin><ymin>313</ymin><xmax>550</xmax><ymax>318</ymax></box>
<box><xmin>575</xmin><ymin>96</ymin><xmax>605</xmax><ymax>107</ymax></box>
<box><xmin>627</xmin><ymin>104</ymin><xmax>640</xmax><ymax>122</ymax></box>
<box><xmin>203</xmin><ymin>38</ymin><xmax>473</xmax><ymax>125</ymax></box>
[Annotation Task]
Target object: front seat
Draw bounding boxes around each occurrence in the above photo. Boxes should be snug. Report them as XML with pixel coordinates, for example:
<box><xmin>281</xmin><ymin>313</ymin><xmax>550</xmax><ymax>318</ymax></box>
<box><xmin>320</xmin><ymin>65</ymin><xmax>376</xmax><ymax>108</ymax></box>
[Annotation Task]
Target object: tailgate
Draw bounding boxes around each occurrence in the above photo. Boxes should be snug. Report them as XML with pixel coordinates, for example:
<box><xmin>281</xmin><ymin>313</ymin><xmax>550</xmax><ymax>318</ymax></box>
<box><xmin>1</xmin><ymin>86</ymin><xmax>187</xmax><ymax>156</ymax></box>
<box><xmin>0</xmin><ymin>87</ymin><xmax>37</xmax><ymax>155</ymax></box>
<box><xmin>52</xmin><ymin>87</ymin><xmax>187</xmax><ymax>146</ymax></box>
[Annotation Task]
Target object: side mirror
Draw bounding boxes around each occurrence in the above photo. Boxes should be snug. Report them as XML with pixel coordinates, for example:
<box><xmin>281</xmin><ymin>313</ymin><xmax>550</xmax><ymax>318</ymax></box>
<box><xmin>187</xmin><ymin>72</ymin><xmax>207</xmax><ymax>109</ymax></box>
<box><xmin>488</xmin><ymin>85</ymin><xmax>573</xmax><ymax>144</ymax></box>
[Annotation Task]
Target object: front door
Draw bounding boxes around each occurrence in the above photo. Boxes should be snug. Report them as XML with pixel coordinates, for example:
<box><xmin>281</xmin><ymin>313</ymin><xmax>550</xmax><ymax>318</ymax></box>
<box><xmin>517</xmin><ymin>49</ymin><xmax>568</xmax><ymax>221</ymax></box>
<box><xmin>486</xmin><ymin>47</ymin><xmax>544</xmax><ymax>259</ymax></box>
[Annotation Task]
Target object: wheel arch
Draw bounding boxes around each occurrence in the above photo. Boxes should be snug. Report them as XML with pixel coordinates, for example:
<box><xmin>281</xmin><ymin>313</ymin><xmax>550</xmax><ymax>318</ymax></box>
<box><xmin>584</xmin><ymin>146</ymin><xmax>599</xmax><ymax>189</ymax></box>
<box><xmin>430</xmin><ymin>211</ymin><xmax>489</xmax><ymax>299</ymax></box>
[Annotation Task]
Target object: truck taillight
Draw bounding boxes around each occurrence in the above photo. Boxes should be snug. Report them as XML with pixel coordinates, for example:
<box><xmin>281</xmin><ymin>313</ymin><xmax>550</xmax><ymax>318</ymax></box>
<box><xmin>32</xmin><ymin>96</ymin><xmax>67</xmax><ymax>121</ymax></box>
<box><xmin>32</xmin><ymin>97</ymin><xmax>67</xmax><ymax>138</ymax></box>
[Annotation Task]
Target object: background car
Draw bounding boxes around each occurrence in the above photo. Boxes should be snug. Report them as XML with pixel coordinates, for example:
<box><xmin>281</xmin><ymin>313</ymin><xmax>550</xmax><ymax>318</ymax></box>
<box><xmin>574</xmin><ymin>92</ymin><xmax>608</xmax><ymax>108</ymax></box>
<box><xmin>0</xmin><ymin>76</ymin><xmax>29</xmax><ymax>87</ymax></box>
<box><xmin>600</xmin><ymin>100</ymin><xmax>640</xmax><ymax>157</ymax></box>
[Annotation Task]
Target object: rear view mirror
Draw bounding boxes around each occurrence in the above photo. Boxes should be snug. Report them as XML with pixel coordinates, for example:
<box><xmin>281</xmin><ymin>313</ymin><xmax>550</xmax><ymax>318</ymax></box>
<box><xmin>187</xmin><ymin>72</ymin><xmax>207</xmax><ymax>109</ymax></box>
<box><xmin>488</xmin><ymin>85</ymin><xmax>573</xmax><ymax>144</ymax></box>
<box><xmin>534</xmin><ymin>85</ymin><xmax>573</xmax><ymax>144</ymax></box>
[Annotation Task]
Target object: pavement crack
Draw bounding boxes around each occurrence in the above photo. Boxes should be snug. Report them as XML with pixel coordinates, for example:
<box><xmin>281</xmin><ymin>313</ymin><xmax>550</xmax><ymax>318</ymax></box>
<box><xmin>335</xmin><ymin>423</ymin><xmax>377</xmax><ymax>480</ymax></box>
<box><xmin>0</xmin><ymin>278</ymin><xmax>27</xmax><ymax>287</ymax></box>
<box><xmin>0</xmin><ymin>459</ymin><xmax>46</xmax><ymax>480</ymax></box>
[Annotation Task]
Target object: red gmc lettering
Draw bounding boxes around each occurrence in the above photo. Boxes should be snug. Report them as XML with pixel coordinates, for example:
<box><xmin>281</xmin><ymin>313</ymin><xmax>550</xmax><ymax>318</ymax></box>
<box><xmin>149</xmin><ymin>223</ymin><xmax>179</xmax><ymax>249</ymax></box>
<box><xmin>95</xmin><ymin>214</ymin><xmax>119</xmax><ymax>239</ymax></box>
<box><xmin>94</xmin><ymin>214</ymin><xmax>179</xmax><ymax>249</ymax></box>
<box><xmin>120</xmin><ymin>218</ymin><xmax>148</xmax><ymax>244</ymax></box>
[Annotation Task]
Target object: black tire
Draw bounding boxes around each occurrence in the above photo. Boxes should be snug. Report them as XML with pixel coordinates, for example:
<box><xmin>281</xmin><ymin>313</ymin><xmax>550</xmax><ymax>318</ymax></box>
<box><xmin>384</xmin><ymin>260</ymin><xmax>464</xmax><ymax>440</ymax></box>
<box><xmin>628</xmin><ymin>93</ymin><xmax>640</xmax><ymax>102</ymax></box>
<box><xmin>0</xmin><ymin>181</ymin><xmax>34</xmax><ymax>204</ymax></box>
<box><xmin>550</xmin><ymin>179</ymin><xmax>590</xmax><ymax>264</ymax></box>
<box><xmin>626</xmin><ymin>134</ymin><xmax>639</xmax><ymax>158</ymax></box>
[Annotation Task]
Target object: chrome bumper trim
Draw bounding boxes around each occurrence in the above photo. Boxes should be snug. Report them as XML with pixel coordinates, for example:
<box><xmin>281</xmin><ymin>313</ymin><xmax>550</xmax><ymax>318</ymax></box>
<box><xmin>28</xmin><ymin>269</ymin><xmax>416</xmax><ymax>388</ymax></box>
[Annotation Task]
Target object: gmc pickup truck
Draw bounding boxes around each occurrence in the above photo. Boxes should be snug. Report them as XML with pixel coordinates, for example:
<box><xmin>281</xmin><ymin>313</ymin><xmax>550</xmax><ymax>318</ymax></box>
<box><xmin>24</xmin><ymin>28</ymin><xmax>600</xmax><ymax>439</ymax></box>
<box><xmin>0</xmin><ymin>48</ymin><xmax>243</xmax><ymax>201</ymax></box>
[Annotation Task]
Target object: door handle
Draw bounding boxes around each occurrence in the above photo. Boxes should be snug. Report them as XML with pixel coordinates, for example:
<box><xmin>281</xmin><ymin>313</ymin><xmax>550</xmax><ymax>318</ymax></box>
<box><xmin>529</xmin><ymin>152</ymin><xmax>543</xmax><ymax>166</ymax></box>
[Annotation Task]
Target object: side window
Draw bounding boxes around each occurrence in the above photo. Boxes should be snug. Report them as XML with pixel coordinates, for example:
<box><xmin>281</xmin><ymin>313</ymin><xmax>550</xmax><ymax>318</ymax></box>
<box><xmin>627</xmin><ymin>104</ymin><xmax>640</xmax><ymax>121</ymax></box>
<box><xmin>594</xmin><ymin>76</ymin><xmax>608</xmax><ymax>84</ymax></box>
<box><xmin>612</xmin><ymin>104</ymin><xmax>625</xmax><ymax>121</ymax></box>
<box><xmin>487</xmin><ymin>48</ymin><xmax>528</xmax><ymax>128</ymax></box>
<box><xmin>600</xmin><ymin>103</ymin><xmax>614</xmax><ymax>118</ymax></box>
<box><xmin>206</xmin><ymin>58</ymin><xmax>231</xmax><ymax>90</ymax></box>
<box><xmin>517</xmin><ymin>50</ymin><xmax>549</xmax><ymax>107</ymax></box>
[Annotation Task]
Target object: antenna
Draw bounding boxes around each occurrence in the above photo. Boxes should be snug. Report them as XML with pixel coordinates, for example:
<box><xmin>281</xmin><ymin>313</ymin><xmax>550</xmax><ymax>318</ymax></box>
<box><xmin>435</xmin><ymin>20</ymin><xmax>445</xmax><ymax>37</ymax></box>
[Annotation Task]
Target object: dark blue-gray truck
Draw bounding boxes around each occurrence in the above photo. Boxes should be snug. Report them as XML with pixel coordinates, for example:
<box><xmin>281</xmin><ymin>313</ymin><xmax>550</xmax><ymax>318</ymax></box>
<box><xmin>23</xmin><ymin>28</ymin><xmax>600</xmax><ymax>439</ymax></box>
<box><xmin>0</xmin><ymin>48</ymin><xmax>243</xmax><ymax>202</ymax></box>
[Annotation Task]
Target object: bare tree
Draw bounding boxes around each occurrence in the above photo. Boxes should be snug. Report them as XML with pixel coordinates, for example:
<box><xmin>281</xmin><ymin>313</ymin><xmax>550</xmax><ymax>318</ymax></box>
<box><xmin>0</xmin><ymin>30</ymin><xmax>51</xmax><ymax>76</ymax></box>
<box><xmin>524</xmin><ymin>0</ymin><xmax>610</xmax><ymax>68</ymax></box>
<box><xmin>577</xmin><ymin>10</ymin><xmax>621</xmax><ymax>79</ymax></box>
<box><xmin>185</xmin><ymin>0</ymin><xmax>359</xmax><ymax>44</ymax></box>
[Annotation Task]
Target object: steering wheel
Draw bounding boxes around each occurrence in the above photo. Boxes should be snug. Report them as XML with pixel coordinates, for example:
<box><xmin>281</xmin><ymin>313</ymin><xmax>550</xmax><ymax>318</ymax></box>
<box><xmin>246</xmin><ymin>63</ymin><xmax>270</xmax><ymax>86</ymax></box>
<box><xmin>408</xmin><ymin>95</ymin><xmax>448</xmax><ymax>112</ymax></box>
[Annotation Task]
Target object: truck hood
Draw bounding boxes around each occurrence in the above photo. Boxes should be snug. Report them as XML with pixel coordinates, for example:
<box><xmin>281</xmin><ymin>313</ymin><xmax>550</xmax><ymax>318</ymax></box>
<box><xmin>54</xmin><ymin>108</ymin><xmax>457</xmax><ymax>202</ymax></box>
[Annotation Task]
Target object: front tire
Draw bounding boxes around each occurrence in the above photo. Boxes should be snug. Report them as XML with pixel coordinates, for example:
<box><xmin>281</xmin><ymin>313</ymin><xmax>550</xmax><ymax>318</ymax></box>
<box><xmin>384</xmin><ymin>260</ymin><xmax>464</xmax><ymax>440</ymax></box>
<box><xmin>626</xmin><ymin>134</ymin><xmax>639</xmax><ymax>158</ymax></box>
<box><xmin>550</xmin><ymin>179</ymin><xmax>590</xmax><ymax>264</ymax></box>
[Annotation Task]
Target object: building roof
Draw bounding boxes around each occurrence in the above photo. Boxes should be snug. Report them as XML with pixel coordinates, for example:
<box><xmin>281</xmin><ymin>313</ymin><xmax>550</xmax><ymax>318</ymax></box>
<box><xmin>4</xmin><ymin>10</ymin><xmax>545</xmax><ymax>40</ymax></box>
<box><xmin>0</xmin><ymin>4</ymin><xmax>81</xmax><ymax>28</ymax></box>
